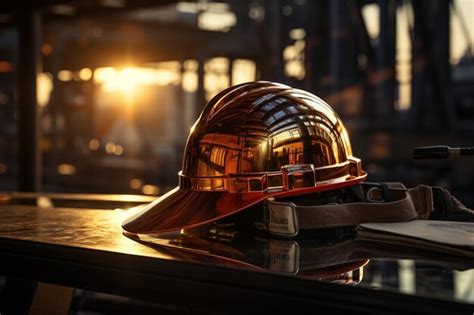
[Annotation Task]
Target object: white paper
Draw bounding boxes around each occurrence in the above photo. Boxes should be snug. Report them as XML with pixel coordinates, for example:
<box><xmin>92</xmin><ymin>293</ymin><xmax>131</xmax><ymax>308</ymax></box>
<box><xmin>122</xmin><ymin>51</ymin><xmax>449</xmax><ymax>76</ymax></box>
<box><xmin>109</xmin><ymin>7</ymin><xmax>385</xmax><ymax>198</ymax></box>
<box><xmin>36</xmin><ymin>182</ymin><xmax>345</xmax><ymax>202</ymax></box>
<box><xmin>359</xmin><ymin>220</ymin><xmax>474</xmax><ymax>248</ymax></box>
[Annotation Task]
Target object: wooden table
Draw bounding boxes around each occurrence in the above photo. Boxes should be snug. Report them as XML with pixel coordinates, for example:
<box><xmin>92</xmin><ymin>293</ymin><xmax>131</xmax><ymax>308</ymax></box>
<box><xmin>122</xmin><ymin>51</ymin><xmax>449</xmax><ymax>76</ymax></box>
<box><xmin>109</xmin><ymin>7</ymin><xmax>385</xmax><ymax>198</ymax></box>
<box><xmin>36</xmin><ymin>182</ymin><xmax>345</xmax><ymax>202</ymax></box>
<box><xmin>0</xmin><ymin>195</ymin><xmax>472</xmax><ymax>314</ymax></box>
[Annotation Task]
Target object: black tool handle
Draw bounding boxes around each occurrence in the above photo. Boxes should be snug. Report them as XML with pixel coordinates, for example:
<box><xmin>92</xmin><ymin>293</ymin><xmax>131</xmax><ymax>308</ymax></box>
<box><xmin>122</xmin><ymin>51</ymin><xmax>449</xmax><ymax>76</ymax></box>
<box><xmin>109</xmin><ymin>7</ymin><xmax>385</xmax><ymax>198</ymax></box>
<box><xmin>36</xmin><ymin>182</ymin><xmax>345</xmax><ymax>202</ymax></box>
<box><xmin>413</xmin><ymin>146</ymin><xmax>474</xmax><ymax>159</ymax></box>
<box><xmin>413</xmin><ymin>146</ymin><xmax>450</xmax><ymax>159</ymax></box>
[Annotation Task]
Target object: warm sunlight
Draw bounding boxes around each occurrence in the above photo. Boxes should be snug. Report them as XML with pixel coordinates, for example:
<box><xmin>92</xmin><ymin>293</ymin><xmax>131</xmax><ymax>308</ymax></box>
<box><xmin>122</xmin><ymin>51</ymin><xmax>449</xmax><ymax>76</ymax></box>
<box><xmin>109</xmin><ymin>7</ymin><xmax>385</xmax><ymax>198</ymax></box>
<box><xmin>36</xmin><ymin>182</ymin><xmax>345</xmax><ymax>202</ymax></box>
<box><xmin>93</xmin><ymin>65</ymin><xmax>181</xmax><ymax>97</ymax></box>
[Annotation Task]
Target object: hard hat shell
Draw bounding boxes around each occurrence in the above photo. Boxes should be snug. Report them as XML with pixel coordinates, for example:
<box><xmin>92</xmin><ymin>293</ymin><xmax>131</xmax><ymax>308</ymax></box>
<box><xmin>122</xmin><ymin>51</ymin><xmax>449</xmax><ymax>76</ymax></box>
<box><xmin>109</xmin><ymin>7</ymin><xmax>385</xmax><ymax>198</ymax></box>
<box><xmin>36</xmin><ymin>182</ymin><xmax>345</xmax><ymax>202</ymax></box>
<box><xmin>122</xmin><ymin>81</ymin><xmax>366</xmax><ymax>234</ymax></box>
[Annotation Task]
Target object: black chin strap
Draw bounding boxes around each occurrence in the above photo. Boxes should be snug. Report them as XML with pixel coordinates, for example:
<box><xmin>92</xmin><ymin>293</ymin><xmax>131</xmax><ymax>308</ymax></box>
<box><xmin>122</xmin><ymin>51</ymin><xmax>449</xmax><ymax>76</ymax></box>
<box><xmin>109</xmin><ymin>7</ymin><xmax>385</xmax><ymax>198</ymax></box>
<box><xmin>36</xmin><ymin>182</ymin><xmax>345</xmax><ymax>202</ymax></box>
<box><xmin>256</xmin><ymin>184</ymin><xmax>433</xmax><ymax>237</ymax></box>
<box><xmin>255</xmin><ymin>182</ymin><xmax>474</xmax><ymax>237</ymax></box>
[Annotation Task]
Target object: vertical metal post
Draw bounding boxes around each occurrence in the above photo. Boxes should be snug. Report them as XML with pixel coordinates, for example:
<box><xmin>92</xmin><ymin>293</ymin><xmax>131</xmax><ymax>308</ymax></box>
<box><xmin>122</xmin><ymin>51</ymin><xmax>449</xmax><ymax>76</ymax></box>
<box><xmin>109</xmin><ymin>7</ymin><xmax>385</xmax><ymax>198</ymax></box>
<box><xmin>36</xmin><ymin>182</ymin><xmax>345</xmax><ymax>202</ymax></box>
<box><xmin>374</xmin><ymin>0</ymin><xmax>396</xmax><ymax>120</ymax></box>
<box><xmin>228</xmin><ymin>58</ymin><xmax>234</xmax><ymax>86</ymax></box>
<box><xmin>261</xmin><ymin>0</ymin><xmax>285</xmax><ymax>81</ymax></box>
<box><xmin>410</xmin><ymin>0</ymin><xmax>454</xmax><ymax>129</ymax></box>
<box><xmin>17</xmin><ymin>9</ymin><xmax>42</xmax><ymax>192</ymax></box>
<box><xmin>177</xmin><ymin>62</ymin><xmax>186</xmax><ymax>137</ymax></box>
<box><xmin>196</xmin><ymin>56</ymin><xmax>206</xmax><ymax>112</ymax></box>
<box><xmin>329</xmin><ymin>0</ymin><xmax>340</xmax><ymax>96</ymax></box>
<box><xmin>306</xmin><ymin>1</ymin><xmax>331</xmax><ymax>95</ymax></box>
<box><xmin>432</xmin><ymin>0</ymin><xmax>455</xmax><ymax>128</ymax></box>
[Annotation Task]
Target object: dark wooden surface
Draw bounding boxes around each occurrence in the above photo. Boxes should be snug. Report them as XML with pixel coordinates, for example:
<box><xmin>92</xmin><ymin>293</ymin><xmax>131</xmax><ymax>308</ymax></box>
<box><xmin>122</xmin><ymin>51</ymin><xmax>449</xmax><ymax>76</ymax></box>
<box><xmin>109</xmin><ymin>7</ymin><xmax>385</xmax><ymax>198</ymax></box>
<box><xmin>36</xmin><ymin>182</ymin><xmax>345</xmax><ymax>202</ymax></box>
<box><xmin>0</xmin><ymin>205</ymin><xmax>163</xmax><ymax>257</ymax></box>
<box><xmin>0</xmin><ymin>204</ymin><xmax>472</xmax><ymax>314</ymax></box>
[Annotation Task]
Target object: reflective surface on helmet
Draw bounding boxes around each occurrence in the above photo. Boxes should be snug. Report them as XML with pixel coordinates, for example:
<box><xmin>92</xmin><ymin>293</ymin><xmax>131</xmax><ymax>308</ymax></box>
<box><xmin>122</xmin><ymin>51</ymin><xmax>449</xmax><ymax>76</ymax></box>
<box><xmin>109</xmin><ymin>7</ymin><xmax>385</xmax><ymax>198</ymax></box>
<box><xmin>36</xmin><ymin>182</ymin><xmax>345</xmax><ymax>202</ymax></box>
<box><xmin>122</xmin><ymin>81</ymin><xmax>367</xmax><ymax>234</ymax></box>
<box><xmin>181</xmin><ymin>81</ymin><xmax>362</xmax><ymax>192</ymax></box>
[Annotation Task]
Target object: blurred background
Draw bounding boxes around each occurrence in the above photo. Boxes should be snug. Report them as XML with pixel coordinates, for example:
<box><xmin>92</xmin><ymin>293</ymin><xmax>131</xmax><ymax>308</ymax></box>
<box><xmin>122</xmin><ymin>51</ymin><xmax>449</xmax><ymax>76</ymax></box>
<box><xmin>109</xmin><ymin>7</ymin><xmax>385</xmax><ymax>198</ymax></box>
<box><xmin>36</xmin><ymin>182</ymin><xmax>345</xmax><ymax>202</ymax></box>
<box><xmin>0</xmin><ymin>0</ymin><xmax>473</xmax><ymax>206</ymax></box>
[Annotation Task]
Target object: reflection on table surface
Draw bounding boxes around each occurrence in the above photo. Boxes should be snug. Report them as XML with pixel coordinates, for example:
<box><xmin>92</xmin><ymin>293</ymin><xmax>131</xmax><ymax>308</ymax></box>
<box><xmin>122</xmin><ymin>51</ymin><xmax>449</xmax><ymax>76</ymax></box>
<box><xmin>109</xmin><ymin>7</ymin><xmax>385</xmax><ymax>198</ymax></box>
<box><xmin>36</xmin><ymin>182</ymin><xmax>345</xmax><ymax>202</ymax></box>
<box><xmin>127</xmin><ymin>224</ymin><xmax>474</xmax><ymax>305</ymax></box>
<box><xmin>0</xmin><ymin>194</ymin><xmax>472</xmax><ymax>305</ymax></box>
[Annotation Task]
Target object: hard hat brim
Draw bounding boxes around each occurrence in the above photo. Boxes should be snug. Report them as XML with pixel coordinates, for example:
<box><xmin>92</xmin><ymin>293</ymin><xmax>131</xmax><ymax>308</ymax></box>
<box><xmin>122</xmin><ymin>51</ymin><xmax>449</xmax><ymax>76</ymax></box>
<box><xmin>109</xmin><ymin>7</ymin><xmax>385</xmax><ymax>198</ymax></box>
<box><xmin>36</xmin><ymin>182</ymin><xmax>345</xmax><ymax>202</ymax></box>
<box><xmin>122</xmin><ymin>187</ymin><xmax>263</xmax><ymax>234</ymax></box>
<box><xmin>121</xmin><ymin>174</ymin><xmax>366</xmax><ymax>235</ymax></box>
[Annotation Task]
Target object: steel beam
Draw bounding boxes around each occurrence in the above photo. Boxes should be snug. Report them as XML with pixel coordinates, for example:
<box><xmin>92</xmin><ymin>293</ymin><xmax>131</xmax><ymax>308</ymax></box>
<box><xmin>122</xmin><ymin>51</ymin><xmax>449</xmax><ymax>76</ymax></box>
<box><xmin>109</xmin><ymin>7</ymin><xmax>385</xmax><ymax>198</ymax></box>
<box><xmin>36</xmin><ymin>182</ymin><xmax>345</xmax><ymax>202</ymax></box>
<box><xmin>17</xmin><ymin>9</ymin><xmax>42</xmax><ymax>192</ymax></box>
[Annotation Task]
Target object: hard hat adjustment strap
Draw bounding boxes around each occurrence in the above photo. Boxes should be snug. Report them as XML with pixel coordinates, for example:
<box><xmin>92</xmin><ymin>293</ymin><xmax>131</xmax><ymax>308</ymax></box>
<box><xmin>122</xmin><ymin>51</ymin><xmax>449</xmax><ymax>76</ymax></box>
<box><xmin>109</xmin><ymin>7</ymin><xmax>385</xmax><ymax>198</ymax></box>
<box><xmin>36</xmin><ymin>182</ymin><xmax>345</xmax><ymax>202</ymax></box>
<box><xmin>259</xmin><ymin>185</ymin><xmax>434</xmax><ymax>237</ymax></box>
<box><xmin>179</xmin><ymin>159</ymin><xmax>363</xmax><ymax>193</ymax></box>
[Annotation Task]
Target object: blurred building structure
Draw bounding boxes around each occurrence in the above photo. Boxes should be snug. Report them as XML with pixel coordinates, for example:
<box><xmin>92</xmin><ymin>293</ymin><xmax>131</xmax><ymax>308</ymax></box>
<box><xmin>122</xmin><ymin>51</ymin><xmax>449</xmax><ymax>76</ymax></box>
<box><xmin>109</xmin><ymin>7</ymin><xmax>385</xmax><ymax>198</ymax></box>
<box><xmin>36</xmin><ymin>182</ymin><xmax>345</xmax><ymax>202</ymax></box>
<box><xmin>0</xmin><ymin>0</ymin><xmax>473</xmax><ymax>205</ymax></box>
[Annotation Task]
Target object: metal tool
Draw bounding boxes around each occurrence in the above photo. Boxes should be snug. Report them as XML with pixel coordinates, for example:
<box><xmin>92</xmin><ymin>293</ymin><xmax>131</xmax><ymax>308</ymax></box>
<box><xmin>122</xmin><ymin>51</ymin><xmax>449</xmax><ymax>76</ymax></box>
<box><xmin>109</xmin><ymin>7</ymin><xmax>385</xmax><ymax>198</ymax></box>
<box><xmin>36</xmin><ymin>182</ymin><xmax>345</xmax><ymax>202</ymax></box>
<box><xmin>413</xmin><ymin>146</ymin><xmax>474</xmax><ymax>159</ymax></box>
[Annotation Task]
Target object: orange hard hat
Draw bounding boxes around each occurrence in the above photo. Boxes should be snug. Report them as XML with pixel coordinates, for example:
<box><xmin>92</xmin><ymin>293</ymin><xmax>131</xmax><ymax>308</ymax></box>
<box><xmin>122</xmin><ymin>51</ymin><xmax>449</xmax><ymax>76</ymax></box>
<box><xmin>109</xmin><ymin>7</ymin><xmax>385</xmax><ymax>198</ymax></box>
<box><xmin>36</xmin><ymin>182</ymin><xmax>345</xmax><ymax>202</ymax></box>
<box><xmin>122</xmin><ymin>81</ymin><xmax>366</xmax><ymax>235</ymax></box>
